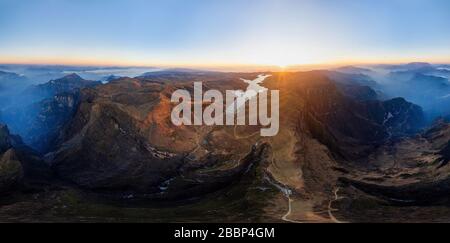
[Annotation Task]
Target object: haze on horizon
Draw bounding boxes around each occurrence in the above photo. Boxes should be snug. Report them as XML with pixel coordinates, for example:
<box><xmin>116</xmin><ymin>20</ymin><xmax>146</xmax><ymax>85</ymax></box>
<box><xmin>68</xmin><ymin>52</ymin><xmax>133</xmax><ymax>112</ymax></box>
<box><xmin>0</xmin><ymin>0</ymin><xmax>449</xmax><ymax>69</ymax></box>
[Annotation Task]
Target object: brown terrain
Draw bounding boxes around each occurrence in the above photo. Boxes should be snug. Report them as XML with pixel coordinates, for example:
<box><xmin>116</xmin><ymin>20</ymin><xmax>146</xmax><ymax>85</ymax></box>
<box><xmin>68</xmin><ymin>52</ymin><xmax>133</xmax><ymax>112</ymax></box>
<box><xmin>1</xmin><ymin>71</ymin><xmax>450</xmax><ymax>222</ymax></box>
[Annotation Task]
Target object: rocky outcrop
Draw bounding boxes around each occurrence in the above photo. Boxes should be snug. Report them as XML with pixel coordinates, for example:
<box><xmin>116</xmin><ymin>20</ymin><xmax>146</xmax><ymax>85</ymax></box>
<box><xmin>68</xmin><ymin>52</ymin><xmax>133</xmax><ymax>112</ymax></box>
<box><xmin>338</xmin><ymin>120</ymin><xmax>450</xmax><ymax>204</ymax></box>
<box><xmin>0</xmin><ymin>124</ymin><xmax>51</xmax><ymax>194</ymax></box>
<box><xmin>46</xmin><ymin>71</ymin><xmax>427</xmax><ymax>202</ymax></box>
<box><xmin>0</xmin><ymin>69</ymin><xmax>445</xmax><ymax>222</ymax></box>
<box><xmin>0</xmin><ymin>124</ymin><xmax>12</xmax><ymax>152</ymax></box>
<box><xmin>24</xmin><ymin>92</ymin><xmax>80</xmax><ymax>153</ymax></box>
<box><xmin>1</xmin><ymin>74</ymin><xmax>100</xmax><ymax>153</ymax></box>
<box><xmin>23</xmin><ymin>73</ymin><xmax>100</xmax><ymax>100</ymax></box>
<box><xmin>293</xmin><ymin>74</ymin><xmax>424</xmax><ymax>161</ymax></box>
<box><xmin>365</xmin><ymin>97</ymin><xmax>425</xmax><ymax>136</ymax></box>
<box><xmin>0</xmin><ymin>149</ymin><xmax>23</xmax><ymax>193</ymax></box>
<box><xmin>49</xmin><ymin>77</ymin><xmax>263</xmax><ymax>196</ymax></box>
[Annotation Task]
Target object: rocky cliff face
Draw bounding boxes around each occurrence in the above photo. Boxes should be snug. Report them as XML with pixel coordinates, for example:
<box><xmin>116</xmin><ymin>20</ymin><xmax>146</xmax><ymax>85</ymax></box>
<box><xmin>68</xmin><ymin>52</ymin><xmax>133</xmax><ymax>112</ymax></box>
<box><xmin>0</xmin><ymin>124</ymin><xmax>51</xmax><ymax>194</ymax></box>
<box><xmin>23</xmin><ymin>73</ymin><xmax>100</xmax><ymax>101</ymax></box>
<box><xmin>0</xmin><ymin>70</ymin><xmax>444</xmax><ymax>222</ymax></box>
<box><xmin>46</xmin><ymin>72</ymin><xmax>426</xmax><ymax>200</ymax></box>
<box><xmin>49</xmin><ymin>77</ymin><xmax>265</xmax><ymax>197</ymax></box>
<box><xmin>1</xmin><ymin>74</ymin><xmax>100</xmax><ymax>153</ymax></box>
<box><xmin>23</xmin><ymin>92</ymin><xmax>80</xmax><ymax>153</ymax></box>
<box><xmin>287</xmin><ymin>73</ymin><xmax>424</xmax><ymax>161</ymax></box>
<box><xmin>0</xmin><ymin>149</ymin><xmax>23</xmax><ymax>194</ymax></box>
<box><xmin>0</xmin><ymin>125</ymin><xmax>22</xmax><ymax>193</ymax></box>
<box><xmin>338</xmin><ymin>120</ymin><xmax>450</xmax><ymax>205</ymax></box>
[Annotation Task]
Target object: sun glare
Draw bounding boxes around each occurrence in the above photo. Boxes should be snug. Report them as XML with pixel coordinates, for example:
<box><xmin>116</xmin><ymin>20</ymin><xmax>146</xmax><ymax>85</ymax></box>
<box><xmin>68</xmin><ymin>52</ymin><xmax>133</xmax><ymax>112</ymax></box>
<box><xmin>277</xmin><ymin>63</ymin><xmax>288</xmax><ymax>69</ymax></box>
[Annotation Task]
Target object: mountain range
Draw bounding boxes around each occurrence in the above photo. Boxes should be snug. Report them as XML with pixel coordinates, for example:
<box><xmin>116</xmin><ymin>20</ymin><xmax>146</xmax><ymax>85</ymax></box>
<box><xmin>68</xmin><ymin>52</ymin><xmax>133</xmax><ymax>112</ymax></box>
<box><xmin>0</xmin><ymin>63</ymin><xmax>450</xmax><ymax>222</ymax></box>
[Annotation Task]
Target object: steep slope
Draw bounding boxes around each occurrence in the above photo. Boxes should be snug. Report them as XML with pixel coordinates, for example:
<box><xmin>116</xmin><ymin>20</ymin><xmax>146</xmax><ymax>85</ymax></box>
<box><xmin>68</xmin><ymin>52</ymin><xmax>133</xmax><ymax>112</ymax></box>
<box><xmin>338</xmin><ymin>120</ymin><xmax>450</xmax><ymax>202</ymax></box>
<box><xmin>383</xmin><ymin>69</ymin><xmax>450</xmax><ymax>118</ymax></box>
<box><xmin>1</xmin><ymin>74</ymin><xmax>101</xmax><ymax>153</ymax></box>
<box><xmin>0</xmin><ymin>124</ymin><xmax>51</xmax><ymax>194</ymax></box>
<box><xmin>45</xmin><ymin>72</ymin><xmax>426</xmax><ymax>223</ymax></box>
<box><xmin>23</xmin><ymin>73</ymin><xmax>100</xmax><ymax>101</ymax></box>
<box><xmin>48</xmin><ymin>77</ymin><xmax>262</xmax><ymax>198</ymax></box>
<box><xmin>0</xmin><ymin>69</ymin><xmax>441</xmax><ymax>222</ymax></box>
<box><xmin>0</xmin><ymin>125</ymin><xmax>23</xmax><ymax>193</ymax></box>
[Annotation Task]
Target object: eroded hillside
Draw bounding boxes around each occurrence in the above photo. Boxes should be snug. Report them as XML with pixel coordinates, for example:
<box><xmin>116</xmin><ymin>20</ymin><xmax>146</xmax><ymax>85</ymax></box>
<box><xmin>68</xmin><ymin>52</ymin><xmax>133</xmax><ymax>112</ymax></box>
<box><xmin>1</xmin><ymin>71</ymin><xmax>449</xmax><ymax>222</ymax></box>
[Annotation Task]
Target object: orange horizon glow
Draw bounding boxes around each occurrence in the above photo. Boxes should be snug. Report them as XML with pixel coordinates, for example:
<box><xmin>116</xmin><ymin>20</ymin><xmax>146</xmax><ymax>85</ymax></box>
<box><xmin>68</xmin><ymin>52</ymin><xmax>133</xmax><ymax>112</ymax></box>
<box><xmin>0</xmin><ymin>54</ymin><xmax>449</xmax><ymax>72</ymax></box>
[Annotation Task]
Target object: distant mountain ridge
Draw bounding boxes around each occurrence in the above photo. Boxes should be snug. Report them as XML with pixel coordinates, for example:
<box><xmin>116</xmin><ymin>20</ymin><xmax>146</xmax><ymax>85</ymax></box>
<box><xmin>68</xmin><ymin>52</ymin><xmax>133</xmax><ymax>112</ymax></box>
<box><xmin>335</xmin><ymin>65</ymin><xmax>373</xmax><ymax>74</ymax></box>
<box><xmin>23</xmin><ymin>73</ymin><xmax>100</xmax><ymax>99</ymax></box>
<box><xmin>0</xmin><ymin>64</ymin><xmax>449</xmax><ymax>222</ymax></box>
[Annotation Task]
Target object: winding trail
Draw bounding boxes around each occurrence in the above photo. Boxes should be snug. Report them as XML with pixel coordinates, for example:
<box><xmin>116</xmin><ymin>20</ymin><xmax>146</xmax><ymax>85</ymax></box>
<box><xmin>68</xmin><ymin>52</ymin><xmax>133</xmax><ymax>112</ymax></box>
<box><xmin>327</xmin><ymin>187</ymin><xmax>345</xmax><ymax>223</ymax></box>
<box><xmin>233</xmin><ymin>121</ymin><xmax>344</xmax><ymax>223</ymax></box>
<box><xmin>280</xmin><ymin>187</ymin><xmax>346</xmax><ymax>223</ymax></box>
<box><xmin>266</xmin><ymin>178</ymin><xmax>302</xmax><ymax>223</ymax></box>
<box><xmin>281</xmin><ymin>196</ymin><xmax>304</xmax><ymax>223</ymax></box>
<box><xmin>264</xmin><ymin>149</ymin><xmax>303</xmax><ymax>223</ymax></box>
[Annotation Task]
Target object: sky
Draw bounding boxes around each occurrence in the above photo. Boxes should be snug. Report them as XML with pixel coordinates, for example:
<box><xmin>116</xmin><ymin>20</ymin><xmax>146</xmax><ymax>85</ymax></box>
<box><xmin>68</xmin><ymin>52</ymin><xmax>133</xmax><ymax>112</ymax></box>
<box><xmin>0</xmin><ymin>0</ymin><xmax>450</xmax><ymax>69</ymax></box>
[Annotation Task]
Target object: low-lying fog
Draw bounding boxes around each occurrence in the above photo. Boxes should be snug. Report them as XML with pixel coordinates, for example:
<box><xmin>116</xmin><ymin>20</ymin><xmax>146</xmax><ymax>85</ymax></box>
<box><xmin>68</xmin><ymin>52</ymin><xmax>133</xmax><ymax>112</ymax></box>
<box><xmin>0</xmin><ymin>63</ymin><xmax>449</xmax><ymax>152</ymax></box>
<box><xmin>336</xmin><ymin>62</ymin><xmax>450</xmax><ymax>121</ymax></box>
